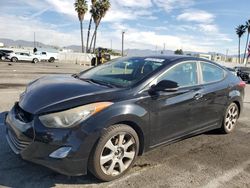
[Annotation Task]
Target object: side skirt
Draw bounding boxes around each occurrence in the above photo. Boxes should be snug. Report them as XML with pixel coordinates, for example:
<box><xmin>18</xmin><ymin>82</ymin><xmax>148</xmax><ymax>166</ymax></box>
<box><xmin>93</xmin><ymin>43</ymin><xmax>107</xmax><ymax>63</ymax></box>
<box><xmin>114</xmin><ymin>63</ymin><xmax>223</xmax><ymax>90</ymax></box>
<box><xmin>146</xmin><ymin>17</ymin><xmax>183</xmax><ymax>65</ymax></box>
<box><xmin>149</xmin><ymin>123</ymin><xmax>220</xmax><ymax>149</ymax></box>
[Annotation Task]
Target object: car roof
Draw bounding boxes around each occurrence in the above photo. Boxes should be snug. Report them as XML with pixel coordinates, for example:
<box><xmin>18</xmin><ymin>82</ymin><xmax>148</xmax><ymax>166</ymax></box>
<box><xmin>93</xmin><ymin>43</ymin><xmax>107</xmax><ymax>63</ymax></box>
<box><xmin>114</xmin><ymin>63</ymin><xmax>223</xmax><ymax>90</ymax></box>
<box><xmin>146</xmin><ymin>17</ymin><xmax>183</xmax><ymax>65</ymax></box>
<box><xmin>130</xmin><ymin>55</ymin><xmax>214</xmax><ymax>64</ymax></box>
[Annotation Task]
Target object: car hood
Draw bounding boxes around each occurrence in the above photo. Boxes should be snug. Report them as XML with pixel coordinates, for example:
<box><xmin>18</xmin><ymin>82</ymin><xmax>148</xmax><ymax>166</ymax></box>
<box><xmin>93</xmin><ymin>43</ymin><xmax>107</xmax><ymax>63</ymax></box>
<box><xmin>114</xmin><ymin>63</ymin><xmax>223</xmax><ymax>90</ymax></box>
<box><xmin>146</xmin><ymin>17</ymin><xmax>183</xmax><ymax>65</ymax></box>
<box><xmin>19</xmin><ymin>75</ymin><xmax>120</xmax><ymax>114</ymax></box>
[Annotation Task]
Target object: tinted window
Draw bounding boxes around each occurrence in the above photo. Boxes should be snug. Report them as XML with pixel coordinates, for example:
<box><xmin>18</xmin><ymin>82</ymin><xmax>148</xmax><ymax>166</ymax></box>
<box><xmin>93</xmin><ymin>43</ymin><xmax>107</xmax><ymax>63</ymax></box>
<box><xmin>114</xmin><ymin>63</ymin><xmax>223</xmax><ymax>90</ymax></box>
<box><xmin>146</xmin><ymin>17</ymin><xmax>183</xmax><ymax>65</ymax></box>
<box><xmin>80</xmin><ymin>57</ymin><xmax>166</xmax><ymax>87</ymax></box>
<box><xmin>201</xmin><ymin>62</ymin><xmax>225</xmax><ymax>83</ymax></box>
<box><xmin>159</xmin><ymin>61</ymin><xmax>198</xmax><ymax>87</ymax></box>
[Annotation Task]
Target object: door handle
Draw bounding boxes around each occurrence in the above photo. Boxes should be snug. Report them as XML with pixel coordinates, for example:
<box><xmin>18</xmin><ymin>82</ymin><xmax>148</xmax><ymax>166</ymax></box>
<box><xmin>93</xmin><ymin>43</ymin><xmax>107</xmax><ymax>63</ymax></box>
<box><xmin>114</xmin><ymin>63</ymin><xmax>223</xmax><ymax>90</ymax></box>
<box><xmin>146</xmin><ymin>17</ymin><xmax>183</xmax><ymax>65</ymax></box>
<box><xmin>194</xmin><ymin>93</ymin><xmax>203</xmax><ymax>100</ymax></box>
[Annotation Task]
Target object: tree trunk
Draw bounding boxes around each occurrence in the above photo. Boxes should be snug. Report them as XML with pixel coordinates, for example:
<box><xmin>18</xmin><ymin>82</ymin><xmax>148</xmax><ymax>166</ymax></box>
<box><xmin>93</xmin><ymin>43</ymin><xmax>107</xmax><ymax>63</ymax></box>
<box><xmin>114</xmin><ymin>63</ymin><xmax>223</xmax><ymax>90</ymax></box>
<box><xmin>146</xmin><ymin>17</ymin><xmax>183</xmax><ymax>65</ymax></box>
<box><xmin>238</xmin><ymin>37</ymin><xmax>241</xmax><ymax>64</ymax></box>
<box><xmin>243</xmin><ymin>32</ymin><xmax>249</xmax><ymax>66</ymax></box>
<box><xmin>89</xmin><ymin>25</ymin><xmax>98</xmax><ymax>53</ymax></box>
<box><xmin>86</xmin><ymin>17</ymin><xmax>92</xmax><ymax>53</ymax></box>
<box><xmin>80</xmin><ymin>20</ymin><xmax>84</xmax><ymax>53</ymax></box>
<box><xmin>93</xmin><ymin>27</ymin><xmax>98</xmax><ymax>53</ymax></box>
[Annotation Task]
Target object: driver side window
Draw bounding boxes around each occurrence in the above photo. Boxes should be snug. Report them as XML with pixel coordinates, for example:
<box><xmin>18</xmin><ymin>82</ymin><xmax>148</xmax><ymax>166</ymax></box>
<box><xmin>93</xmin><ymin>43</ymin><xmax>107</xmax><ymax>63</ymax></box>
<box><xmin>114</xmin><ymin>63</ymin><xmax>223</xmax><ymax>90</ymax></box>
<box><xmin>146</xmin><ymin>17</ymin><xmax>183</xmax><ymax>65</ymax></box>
<box><xmin>158</xmin><ymin>61</ymin><xmax>198</xmax><ymax>87</ymax></box>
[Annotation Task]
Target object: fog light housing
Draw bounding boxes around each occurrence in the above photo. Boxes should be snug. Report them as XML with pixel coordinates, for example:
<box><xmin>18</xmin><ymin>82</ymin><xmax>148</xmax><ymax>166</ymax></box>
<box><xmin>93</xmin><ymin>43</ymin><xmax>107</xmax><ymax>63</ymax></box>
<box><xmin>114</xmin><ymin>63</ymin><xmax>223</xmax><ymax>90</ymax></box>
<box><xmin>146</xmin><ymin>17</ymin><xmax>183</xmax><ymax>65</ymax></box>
<box><xmin>49</xmin><ymin>147</ymin><xmax>72</xmax><ymax>159</ymax></box>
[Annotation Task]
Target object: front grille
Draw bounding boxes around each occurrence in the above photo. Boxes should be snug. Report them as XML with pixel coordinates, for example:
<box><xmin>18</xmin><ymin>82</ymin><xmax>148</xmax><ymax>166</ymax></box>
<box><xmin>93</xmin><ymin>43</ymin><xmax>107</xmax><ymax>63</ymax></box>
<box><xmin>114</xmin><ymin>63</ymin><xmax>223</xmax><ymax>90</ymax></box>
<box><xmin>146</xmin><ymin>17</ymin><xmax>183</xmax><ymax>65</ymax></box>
<box><xmin>15</xmin><ymin>104</ymin><xmax>33</xmax><ymax>123</ymax></box>
<box><xmin>6</xmin><ymin>129</ymin><xmax>31</xmax><ymax>154</ymax></box>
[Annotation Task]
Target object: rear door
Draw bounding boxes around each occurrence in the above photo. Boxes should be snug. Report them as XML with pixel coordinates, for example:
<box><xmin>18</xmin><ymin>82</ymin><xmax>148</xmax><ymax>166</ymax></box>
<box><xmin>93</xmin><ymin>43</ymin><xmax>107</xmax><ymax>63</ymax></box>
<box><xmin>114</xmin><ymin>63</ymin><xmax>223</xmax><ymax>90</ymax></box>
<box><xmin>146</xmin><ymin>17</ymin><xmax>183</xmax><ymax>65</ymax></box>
<box><xmin>149</xmin><ymin>60</ymin><xmax>205</xmax><ymax>146</ymax></box>
<box><xmin>192</xmin><ymin>61</ymin><xmax>229</xmax><ymax>129</ymax></box>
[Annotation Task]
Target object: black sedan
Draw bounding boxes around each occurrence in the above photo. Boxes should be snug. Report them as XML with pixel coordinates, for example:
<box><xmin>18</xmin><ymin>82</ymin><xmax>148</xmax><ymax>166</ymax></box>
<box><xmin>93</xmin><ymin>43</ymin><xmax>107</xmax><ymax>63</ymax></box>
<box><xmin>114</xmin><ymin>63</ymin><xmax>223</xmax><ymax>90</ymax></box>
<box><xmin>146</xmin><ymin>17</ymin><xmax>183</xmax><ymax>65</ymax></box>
<box><xmin>4</xmin><ymin>56</ymin><xmax>245</xmax><ymax>181</ymax></box>
<box><xmin>0</xmin><ymin>50</ymin><xmax>13</xmax><ymax>61</ymax></box>
<box><xmin>235</xmin><ymin>66</ymin><xmax>250</xmax><ymax>83</ymax></box>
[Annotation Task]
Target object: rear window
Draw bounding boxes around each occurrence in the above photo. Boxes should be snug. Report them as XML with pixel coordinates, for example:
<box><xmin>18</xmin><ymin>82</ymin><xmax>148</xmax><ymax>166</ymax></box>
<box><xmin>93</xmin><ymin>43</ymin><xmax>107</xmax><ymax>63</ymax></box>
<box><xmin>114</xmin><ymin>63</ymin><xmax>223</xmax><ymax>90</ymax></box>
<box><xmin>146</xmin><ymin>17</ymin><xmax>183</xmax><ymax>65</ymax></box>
<box><xmin>201</xmin><ymin>62</ymin><xmax>225</xmax><ymax>83</ymax></box>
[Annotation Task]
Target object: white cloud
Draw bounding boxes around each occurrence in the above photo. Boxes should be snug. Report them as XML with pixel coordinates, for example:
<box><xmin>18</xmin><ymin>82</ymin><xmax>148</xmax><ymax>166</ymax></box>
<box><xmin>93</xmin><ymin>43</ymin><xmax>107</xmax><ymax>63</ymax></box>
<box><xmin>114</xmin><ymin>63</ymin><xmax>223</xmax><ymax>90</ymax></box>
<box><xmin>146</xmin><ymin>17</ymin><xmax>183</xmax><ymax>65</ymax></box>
<box><xmin>45</xmin><ymin>0</ymin><xmax>76</xmax><ymax>17</ymax></box>
<box><xmin>177</xmin><ymin>9</ymin><xmax>215</xmax><ymax>23</ymax></box>
<box><xmin>198</xmin><ymin>24</ymin><xmax>218</xmax><ymax>32</ymax></box>
<box><xmin>115</xmin><ymin>0</ymin><xmax>152</xmax><ymax>8</ymax></box>
<box><xmin>0</xmin><ymin>14</ymin><xmax>81</xmax><ymax>47</ymax></box>
<box><xmin>154</xmin><ymin>0</ymin><xmax>194</xmax><ymax>12</ymax></box>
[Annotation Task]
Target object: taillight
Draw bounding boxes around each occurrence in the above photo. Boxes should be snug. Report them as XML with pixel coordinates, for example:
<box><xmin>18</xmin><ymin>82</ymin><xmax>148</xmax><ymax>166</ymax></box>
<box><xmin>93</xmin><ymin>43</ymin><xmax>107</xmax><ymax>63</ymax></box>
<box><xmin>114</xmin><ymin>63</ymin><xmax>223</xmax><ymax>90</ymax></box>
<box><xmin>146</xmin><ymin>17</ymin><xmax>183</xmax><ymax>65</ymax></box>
<box><xmin>238</xmin><ymin>81</ymin><xmax>246</xmax><ymax>88</ymax></box>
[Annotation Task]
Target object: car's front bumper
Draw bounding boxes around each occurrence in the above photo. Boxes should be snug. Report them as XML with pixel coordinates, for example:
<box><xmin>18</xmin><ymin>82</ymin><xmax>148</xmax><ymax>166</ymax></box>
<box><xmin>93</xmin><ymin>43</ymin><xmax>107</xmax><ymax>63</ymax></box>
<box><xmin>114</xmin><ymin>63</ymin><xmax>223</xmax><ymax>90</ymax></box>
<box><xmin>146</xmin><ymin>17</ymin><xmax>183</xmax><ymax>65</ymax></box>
<box><xmin>4</xmin><ymin>104</ymin><xmax>97</xmax><ymax>176</ymax></box>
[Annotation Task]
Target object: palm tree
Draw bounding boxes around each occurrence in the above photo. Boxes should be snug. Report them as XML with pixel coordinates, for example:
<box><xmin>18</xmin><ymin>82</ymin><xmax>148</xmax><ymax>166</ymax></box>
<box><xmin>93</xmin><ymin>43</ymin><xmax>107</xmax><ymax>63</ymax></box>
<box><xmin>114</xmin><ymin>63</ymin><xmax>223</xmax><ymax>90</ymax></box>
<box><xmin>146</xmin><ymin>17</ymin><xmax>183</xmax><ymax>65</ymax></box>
<box><xmin>86</xmin><ymin>0</ymin><xmax>96</xmax><ymax>53</ymax></box>
<box><xmin>89</xmin><ymin>0</ymin><xmax>111</xmax><ymax>53</ymax></box>
<box><xmin>74</xmin><ymin>0</ymin><xmax>88</xmax><ymax>53</ymax></box>
<box><xmin>236</xmin><ymin>25</ymin><xmax>246</xmax><ymax>64</ymax></box>
<box><xmin>243</xmin><ymin>20</ymin><xmax>250</xmax><ymax>65</ymax></box>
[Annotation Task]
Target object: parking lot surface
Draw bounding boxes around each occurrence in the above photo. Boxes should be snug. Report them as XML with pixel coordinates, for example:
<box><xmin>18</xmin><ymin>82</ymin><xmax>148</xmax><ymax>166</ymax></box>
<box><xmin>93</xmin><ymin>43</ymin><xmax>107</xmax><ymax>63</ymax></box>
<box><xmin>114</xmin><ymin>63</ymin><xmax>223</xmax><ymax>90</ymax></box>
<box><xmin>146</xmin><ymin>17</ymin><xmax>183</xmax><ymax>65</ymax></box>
<box><xmin>0</xmin><ymin>61</ymin><xmax>250</xmax><ymax>188</ymax></box>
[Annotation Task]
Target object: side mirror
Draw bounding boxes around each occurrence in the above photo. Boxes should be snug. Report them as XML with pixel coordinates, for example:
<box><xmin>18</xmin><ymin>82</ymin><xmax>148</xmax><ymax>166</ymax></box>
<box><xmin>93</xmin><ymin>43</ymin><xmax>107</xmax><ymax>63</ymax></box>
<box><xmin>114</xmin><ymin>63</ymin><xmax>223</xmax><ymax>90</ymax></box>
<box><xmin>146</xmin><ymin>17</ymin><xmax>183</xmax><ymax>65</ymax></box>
<box><xmin>150</xmin><ymin>80</ymin><xmax>179</xmax><ymax>93</ymax></box>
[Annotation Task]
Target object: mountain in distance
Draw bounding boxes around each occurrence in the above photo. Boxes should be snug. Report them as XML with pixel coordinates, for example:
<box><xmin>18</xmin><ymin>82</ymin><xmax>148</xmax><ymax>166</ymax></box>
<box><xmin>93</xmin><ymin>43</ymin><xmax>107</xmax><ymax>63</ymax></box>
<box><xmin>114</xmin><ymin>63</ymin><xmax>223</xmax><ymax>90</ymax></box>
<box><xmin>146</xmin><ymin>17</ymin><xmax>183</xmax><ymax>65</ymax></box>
<box><xmin>0</xmin><ymin>38</ymin><xmax>52</xmax><ymax>49</ymax></box>
<box><xmin>0</xmin><ymin>38</ymin><xmax>241</xmax><ymax>57</ymax></box>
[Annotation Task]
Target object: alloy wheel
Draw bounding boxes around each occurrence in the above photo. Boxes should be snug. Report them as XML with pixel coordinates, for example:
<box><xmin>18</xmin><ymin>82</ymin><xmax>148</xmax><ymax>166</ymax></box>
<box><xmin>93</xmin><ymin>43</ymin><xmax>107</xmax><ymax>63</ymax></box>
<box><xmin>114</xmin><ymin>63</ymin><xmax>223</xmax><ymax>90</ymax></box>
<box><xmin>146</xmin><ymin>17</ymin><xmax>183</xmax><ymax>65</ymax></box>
<box><xmin>100</xmin><ymin>133</ymin><xmax>136</xmax><ymax>176</ymax></box>
<box><xmin>225</xmin><ymin>104</ymin><xmax>238</xmax><ymax>131</ymax></box>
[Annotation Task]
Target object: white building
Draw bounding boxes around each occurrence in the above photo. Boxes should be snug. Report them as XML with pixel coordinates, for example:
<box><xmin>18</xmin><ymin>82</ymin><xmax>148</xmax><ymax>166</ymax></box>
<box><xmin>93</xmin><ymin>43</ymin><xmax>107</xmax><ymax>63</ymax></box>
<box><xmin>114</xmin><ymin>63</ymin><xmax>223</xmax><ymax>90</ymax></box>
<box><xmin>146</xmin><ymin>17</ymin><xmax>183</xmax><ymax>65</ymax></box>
<box><xmin>0</xmin><ymin>42</ymin><xmax>4</xmax><ymax>47</ymax></box>
<box><xmin>198</xmin><ymin>54</ymin><xmax>212</xmax><ymax>60</ymax></box>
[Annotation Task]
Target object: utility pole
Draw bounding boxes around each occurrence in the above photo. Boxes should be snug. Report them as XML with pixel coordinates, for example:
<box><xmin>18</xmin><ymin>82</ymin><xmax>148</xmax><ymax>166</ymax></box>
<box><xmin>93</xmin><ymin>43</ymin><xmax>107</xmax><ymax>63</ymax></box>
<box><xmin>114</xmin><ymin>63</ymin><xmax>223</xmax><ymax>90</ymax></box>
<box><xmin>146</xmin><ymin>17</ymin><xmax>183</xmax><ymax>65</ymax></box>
<box><xmin>122</xmin><ymin>31</ymin><xmax>125</xmax><ymax>56</ymax></box>
<box><xmin>111</xmin><ymin>39</ymin><xmax>112</xmax><ymax>51</ymax></box>
<box><xmin>225</xmin><ymin>49</ymin><xmax>229</xmax><ymax>62</ymax></box>
<box><xmin>163</xmin><ymin>43</ymin><xmax>166</xmax><ymax>54</ymax></box>
<box><xmin>34</xmin><ymin>32</ymin><xmax>36</xmax><ymax>48</ymax></box>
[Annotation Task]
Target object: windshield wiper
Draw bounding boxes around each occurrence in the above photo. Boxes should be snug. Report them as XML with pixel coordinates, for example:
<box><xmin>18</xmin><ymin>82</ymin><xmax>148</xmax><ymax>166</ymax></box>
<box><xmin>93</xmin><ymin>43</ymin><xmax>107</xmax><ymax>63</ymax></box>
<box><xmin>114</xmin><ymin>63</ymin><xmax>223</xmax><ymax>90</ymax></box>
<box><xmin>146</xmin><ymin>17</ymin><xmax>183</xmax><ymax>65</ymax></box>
<box><xmin>80</xmin><ymin>78</ymin><xmax>115</xmax><ymax>88</ymax></box>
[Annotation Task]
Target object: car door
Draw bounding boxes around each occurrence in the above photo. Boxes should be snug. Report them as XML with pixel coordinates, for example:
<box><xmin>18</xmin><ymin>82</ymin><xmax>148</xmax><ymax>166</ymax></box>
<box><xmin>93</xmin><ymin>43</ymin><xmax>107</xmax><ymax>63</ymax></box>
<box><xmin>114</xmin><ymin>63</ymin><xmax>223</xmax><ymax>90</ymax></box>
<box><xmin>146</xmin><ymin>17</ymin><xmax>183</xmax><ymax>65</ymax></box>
<box><xmin>149</xmin><ymin>60</ymin><xmax>206</xmax><ymax>146</ymax></box>
<box><xmin>18</xmin><ymin>53</ymin><xmax>28</xmax><ymax>61</ymax></box>
<box><xmin>191</xmin><ymin>61</ymin><xmax>228</xmax><ymax>129</ymax></box>
<box><xmin>24</xmin><ymin>53</ymin><xmax>33</xmax><ymax>61</ymax></box>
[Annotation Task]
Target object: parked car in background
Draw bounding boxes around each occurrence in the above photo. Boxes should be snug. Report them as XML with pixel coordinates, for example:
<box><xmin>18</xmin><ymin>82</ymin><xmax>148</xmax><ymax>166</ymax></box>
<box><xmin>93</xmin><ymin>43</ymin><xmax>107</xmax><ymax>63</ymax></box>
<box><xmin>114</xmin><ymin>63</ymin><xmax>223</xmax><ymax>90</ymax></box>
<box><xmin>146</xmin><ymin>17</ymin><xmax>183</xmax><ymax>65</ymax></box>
<box><xmin>5</xmin><ymin>56</ymin><xmax>245</xmax><ymax>181</ymax></box>
<box><xmin>235</xmin><ymin>66</ymin><xmax>250</xmax><ymax>83</ymax></box>
<box><xmin>0</xmin><ymin>50</ymin><xmax>13</xmax><ymax>60</ymax></box>
<box><xmin>35</xmin><ymin>51</ymin><xmax>58</xmax><ymax>63</ymax></box>
<box><xmin>224</xmin><ymin>67</ymin><xmax>237</xmax><ymax>76</ymax></box>
<box><xmin>6</xmin><ymin>52</ymin><xmax>40</xmax><ymax>63</ymax></box>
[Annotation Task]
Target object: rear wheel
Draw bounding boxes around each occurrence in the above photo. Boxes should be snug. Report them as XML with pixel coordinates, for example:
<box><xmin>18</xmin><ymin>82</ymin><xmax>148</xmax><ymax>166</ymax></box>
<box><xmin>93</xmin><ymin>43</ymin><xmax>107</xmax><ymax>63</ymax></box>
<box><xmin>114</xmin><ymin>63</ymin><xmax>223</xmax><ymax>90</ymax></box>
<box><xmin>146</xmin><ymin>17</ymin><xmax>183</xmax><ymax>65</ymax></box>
<box><xmin>33</xmin><ymin>58</ymin><xmax>39</xmax><ymax>64</ymax></box>
<box><xmin>48</xmin><ymin>57</ymin><xmax>55</xmax><ymax>63</ymax></box>
<box><xmin>221</xmin><ymin>103</ymin><xmax>239</xmax><ymax>134</ymax></box>
<box><xmin>89</xmin><ymin>124</ymin><xmax>139</xmax><ymax>181</ymax></box>
<box><xmin>11</xmin><ymin>57</ymin><xmax>18</xmax><ymax>62</ymax></box>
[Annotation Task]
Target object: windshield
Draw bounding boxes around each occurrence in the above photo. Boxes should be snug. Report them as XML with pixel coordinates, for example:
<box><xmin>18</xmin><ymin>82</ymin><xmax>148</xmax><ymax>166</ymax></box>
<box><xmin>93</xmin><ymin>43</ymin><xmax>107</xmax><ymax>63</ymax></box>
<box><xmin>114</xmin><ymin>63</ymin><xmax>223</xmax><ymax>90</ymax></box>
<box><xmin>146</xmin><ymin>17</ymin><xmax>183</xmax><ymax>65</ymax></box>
<box><xmin>79</xmin><ymin>57</ymin><xmax>166</xmax><ymax>88</ymax></box>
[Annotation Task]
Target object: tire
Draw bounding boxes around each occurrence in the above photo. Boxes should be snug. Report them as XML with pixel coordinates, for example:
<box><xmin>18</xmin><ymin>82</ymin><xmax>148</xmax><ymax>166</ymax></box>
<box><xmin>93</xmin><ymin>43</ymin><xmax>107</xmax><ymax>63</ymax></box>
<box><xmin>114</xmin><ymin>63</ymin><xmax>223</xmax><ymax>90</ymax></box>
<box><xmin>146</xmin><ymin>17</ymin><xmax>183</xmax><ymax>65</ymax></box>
<box><xmin>221</xmin><ymin>102</ymin><xmax>239</xmax><ymax>134</ymax></box>
<box><xmin>49</xmin><ymin>57</ymin><xmax>55</xmax><ymax>63</ymax></box>
<box><xmin>33</xmin><ymin>58</ymin><xmax>39</xmax><ymax>64</ymax></box>
<box><xmin>11</xmin><ymin>57</ymin><xmax>18</xmax><ymax>62</ymax></box>
<box><xmin>89</xmin><ymin>124</ymin><xmax>139</xmax><ymax>181</ymax></box>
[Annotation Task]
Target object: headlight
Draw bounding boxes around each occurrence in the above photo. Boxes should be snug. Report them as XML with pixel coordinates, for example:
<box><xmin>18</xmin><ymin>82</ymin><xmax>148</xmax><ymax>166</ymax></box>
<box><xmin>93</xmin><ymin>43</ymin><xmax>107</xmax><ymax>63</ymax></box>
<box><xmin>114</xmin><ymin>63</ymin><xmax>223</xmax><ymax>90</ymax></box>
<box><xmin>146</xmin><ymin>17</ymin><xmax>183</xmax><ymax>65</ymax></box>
<box><xmin>39</xmin><ymin>102</ymin><xmax>113</xmax><ymax>128</ymax></box>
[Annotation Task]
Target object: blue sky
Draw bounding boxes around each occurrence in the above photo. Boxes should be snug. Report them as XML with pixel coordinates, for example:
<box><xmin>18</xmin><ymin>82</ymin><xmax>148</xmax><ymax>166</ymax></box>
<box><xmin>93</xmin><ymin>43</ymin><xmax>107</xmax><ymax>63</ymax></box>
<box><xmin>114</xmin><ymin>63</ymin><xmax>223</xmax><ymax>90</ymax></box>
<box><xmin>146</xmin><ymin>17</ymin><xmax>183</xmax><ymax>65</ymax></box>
<box><xmin>0</xmin><ymin>0</ymin><xmax>249</xmax><ymax>54</ymax></box>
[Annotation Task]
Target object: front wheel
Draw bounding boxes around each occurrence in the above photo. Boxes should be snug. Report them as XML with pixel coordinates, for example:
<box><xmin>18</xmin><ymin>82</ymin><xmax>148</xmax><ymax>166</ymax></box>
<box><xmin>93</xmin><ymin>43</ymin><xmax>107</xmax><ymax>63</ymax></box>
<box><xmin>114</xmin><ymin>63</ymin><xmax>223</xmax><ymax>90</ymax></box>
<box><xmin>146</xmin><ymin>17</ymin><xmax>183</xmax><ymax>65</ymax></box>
<box><xmin>221</xmin><ymin>103</ymin><xmax>239</xmax><ymax>134</ymax></box>
<box><xmin>11</xmin><ymin>57</ymin><xmax>18</xmax><ymax>62</ymax></box>
<box><xmin>89</xmin><ymin>124</ymin><xmax>139</xmax><ymax>181</ymax></box>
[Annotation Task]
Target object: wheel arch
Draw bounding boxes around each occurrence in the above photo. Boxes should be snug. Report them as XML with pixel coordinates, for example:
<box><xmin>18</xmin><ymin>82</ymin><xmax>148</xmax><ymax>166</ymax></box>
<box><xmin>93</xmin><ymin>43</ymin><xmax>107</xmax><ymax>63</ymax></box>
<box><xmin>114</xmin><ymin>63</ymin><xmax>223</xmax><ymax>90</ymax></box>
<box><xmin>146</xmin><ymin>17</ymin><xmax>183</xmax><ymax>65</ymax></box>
<box><xmin>232</xmin><ymin>100</ymin><xmax>241</xmax><ymax>116</ymax></box>
<box><xmin>114</xmin><ymin>120</ymin><xmax>145</xmax><ymax>156</ymax></box>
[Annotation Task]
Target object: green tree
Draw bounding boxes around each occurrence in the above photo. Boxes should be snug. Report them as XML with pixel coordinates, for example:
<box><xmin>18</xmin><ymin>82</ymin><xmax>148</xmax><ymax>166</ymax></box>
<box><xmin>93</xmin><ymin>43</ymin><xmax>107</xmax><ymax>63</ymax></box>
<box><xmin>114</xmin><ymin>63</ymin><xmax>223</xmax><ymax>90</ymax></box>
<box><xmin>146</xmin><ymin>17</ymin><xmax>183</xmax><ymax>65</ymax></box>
<box><xmin>89</xmin><ymin>0</ymin><xmax>111</xmax><ymax>53</ymax></box>
<box><xmin>174</xmin><ymin>49</ymin><xmax>184</xmax><ymax>55</ymax></box>
<box><xmin>236</xmin><ymin>25</ymin><xmax>246</xmax><ymax>64</ymax></box>
<box><xmin>243</xmin><ymin>20</ymin><xmax>250</xmax><ymax>65</ymax></box>
<box><xmin>74</xmin><ymin>0</ymin><xmax>88</xmax><ymax>53</ymax></box>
